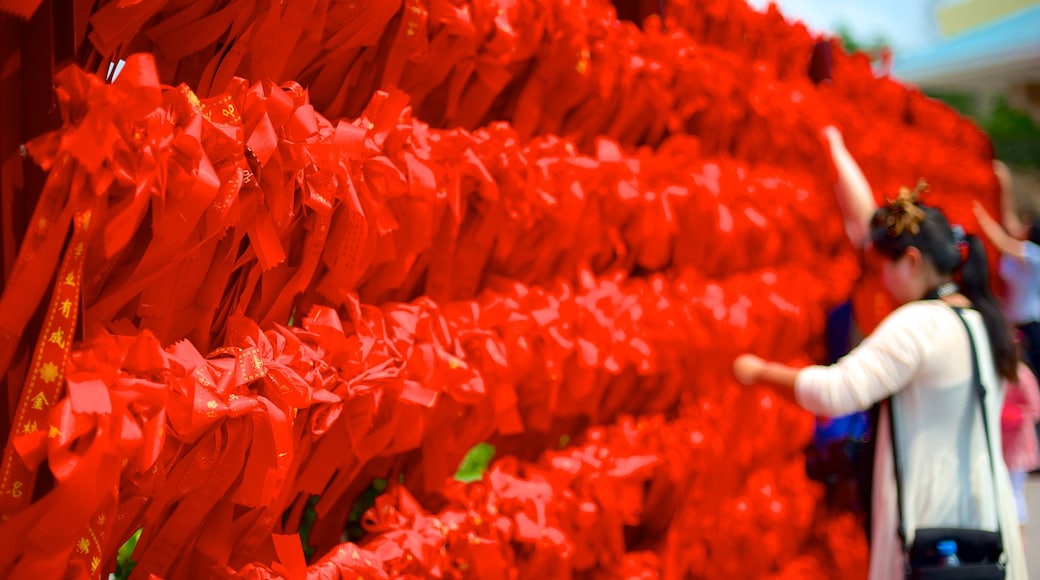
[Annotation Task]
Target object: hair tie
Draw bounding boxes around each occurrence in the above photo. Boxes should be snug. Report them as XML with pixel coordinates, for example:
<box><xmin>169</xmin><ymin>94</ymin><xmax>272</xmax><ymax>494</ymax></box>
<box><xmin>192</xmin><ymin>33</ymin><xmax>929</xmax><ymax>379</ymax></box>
<box><xmin>951</xmin><ymin>224</ymin><xmax>969</xmax><ymax>264</ymax></box>
<box><xmin>882</xmin><ymin>179</ymin><xmax>928</xmax><ymax>236</ymax></box>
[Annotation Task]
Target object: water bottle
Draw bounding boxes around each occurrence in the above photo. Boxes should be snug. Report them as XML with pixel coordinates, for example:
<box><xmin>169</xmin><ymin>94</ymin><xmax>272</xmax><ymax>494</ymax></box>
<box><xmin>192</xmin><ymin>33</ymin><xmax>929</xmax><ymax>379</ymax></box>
<box><xmin>937</xmin><ymin>540</ymin><xmax>960</xmax><ymax>567</ymax></box>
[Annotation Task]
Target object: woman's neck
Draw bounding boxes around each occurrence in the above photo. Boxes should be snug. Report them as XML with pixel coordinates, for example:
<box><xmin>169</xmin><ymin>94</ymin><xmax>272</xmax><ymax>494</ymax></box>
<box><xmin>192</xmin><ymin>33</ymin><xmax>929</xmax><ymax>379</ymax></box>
<box><xmin>922</xmin><ymin>280</ymin><xmax>971</xmax><ymax>306</ymax></box>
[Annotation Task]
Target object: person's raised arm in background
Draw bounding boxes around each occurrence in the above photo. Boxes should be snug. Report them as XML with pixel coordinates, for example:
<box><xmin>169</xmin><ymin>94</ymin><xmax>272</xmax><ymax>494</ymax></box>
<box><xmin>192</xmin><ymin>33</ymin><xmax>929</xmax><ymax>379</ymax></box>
<box><xmin>994</xmin><ymin>160</ymin><xmax>1029</xmax><ymax>240</ymax></box>
<box><xmin>974</xmin><ymin>200</ymin><xmax>1027</xmax><ymax>260</ymax></box>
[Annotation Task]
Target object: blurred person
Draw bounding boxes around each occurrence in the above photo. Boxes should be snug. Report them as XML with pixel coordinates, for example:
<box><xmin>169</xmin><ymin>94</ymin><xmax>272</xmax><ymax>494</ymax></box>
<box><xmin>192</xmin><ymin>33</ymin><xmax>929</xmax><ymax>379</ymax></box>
<box><xmin>1001</xmin><ymin>350</ymin><xmax>1040</xmax><ymax>536</ymax></box>
<box><xmin>733</xmin><ymin>133</ymin><xmax>1027</xmax><ymax>577</ymax></box>
<box><xmin>992</xmin><ymin>161</ymin><xmax>1030</xmax><ymax>242</ymax></box>
<box><xmin>973</xmin><ymin>196</ymin><xmax>1040</xmax><ymax>381</ymax></box>
<box><xmin>802</xmin><ymin>67</ymin><xmax>887</xmax><ymax>536</ymax></box>
<box><xmin>813</xmin><ymin>125</ymin><xmax>895</xmax><ymax>542</ymax></box>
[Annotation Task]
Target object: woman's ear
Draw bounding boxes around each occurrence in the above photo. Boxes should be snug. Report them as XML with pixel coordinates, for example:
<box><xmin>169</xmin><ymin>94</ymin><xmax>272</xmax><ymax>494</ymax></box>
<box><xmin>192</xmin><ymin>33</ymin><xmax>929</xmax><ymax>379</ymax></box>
<box><xmin>902</xmin><ymin>247</ymin><xmax>923</xmax><ymax>272</ymax></box>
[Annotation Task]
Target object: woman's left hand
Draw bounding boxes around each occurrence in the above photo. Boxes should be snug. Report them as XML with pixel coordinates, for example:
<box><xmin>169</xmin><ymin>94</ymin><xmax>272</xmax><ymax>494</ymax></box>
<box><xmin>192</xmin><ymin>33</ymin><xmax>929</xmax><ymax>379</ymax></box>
<box><xmin>733</xmin><ymin>354</ymin><xmax>765</xmax><ymax>385</ymax></box>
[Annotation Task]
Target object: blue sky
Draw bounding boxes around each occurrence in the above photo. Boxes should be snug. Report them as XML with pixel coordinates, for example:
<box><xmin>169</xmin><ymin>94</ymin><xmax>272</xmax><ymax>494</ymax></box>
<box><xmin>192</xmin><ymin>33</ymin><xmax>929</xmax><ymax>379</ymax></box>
<box><xmin>745</xmin><ymin>0</ymin><xmax>944</xmax><ymax>52</ymax></box>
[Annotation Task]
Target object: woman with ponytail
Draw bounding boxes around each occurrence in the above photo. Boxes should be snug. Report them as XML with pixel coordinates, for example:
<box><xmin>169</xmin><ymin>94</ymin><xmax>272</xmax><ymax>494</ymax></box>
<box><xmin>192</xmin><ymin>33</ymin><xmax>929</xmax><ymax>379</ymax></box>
<box><xmin>733</xmin><ymin>159</ymin><xmax>1027</xmax><ymax>577</ymax></box>
<box><xmin>973</xmin><ymin>189</ymin><xmax>1040</xmax><ymax>537</ymax></box>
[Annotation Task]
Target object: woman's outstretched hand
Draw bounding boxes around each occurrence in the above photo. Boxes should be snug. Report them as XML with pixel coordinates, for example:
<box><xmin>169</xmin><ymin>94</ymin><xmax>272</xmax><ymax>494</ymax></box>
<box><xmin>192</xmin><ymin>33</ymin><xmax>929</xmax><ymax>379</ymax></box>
<box><xmin>733</xmin><ymin>354</ymin><xmax>765</xmax><ymax>385</ymax></box>
<box><xmin>733</xmin><ymin>355</ymin><xmax>803</xmax><ymax>403</ymax></box>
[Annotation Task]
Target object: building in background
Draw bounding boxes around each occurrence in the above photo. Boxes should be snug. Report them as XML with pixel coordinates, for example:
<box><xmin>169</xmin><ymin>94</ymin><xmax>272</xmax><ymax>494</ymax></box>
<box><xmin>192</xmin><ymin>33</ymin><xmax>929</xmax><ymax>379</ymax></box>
<box><xmin>893</xmin><ymin>0</ymin><xmax>1040</xmax><ymax>212</ymax></box>
<box><xmin>893</xmin><ymin>0</ymin><xmax>1040</xmax><ymax>122</ymax></box>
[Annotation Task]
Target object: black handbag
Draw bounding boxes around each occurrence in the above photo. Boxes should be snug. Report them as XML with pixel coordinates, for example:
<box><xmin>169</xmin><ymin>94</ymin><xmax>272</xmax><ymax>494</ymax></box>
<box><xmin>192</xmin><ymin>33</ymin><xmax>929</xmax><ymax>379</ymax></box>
<box><xmin>889</xmin><ymin>307</ymin><xmax>1007</xmax><ymax>579</ymax></box>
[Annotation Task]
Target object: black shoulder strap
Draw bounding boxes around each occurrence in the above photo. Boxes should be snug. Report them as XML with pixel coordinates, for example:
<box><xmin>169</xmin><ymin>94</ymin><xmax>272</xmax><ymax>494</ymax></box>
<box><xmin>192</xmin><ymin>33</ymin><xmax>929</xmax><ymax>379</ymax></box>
<box><xmin>888</xmin><ymin>306</ymin><xmax>1002</xmax><ymax>552</ymax></box>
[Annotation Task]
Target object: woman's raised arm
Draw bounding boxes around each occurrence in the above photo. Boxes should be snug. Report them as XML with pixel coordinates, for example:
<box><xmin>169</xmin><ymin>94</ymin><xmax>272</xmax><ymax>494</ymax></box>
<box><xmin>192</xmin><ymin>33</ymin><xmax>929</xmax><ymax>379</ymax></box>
<box><xmin>823</xmin><ymin>125</ymin><xmax>876</xmax><ymax>250</ymax></box>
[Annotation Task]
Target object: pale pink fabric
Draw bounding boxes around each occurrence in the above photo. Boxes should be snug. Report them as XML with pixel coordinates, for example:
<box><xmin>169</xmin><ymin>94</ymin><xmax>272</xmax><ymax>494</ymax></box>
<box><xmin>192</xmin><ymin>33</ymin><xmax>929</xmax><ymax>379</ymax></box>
<box><xmin>1002</xmin><ymin>362</ymin><xmax>1040</xmax><ymax>472</ymax></box>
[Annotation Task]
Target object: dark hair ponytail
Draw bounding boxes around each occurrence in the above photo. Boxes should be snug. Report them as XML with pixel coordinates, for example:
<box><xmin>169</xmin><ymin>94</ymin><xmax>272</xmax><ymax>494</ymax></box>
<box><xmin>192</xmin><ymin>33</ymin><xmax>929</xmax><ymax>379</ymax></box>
<box><xmin>958</xmin><ymin>233</ymin><xmax>1017</xmax><ymax>381</ymax></box>
<box><xmin>870</xmin><ymin>201</ymin><xmax>1017</xmax><ymax>382</ymax></box>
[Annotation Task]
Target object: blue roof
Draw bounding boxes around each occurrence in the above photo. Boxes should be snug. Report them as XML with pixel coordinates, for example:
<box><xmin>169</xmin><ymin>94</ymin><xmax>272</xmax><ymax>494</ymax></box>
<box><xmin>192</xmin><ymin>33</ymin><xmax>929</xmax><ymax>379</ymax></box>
<box><xmin>892</xmin><ymin>4</ymin><xmax>1040</xmax><ymax>85</ymax></box>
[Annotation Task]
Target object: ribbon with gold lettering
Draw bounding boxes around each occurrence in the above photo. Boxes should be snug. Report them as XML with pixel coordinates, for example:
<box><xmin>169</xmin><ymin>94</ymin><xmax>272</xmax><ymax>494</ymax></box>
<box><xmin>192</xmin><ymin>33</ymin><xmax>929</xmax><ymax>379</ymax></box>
<box><xmin>0</xmin><ymin>178</ymin><xmax>92</xmax><ymax>520</ymax></box>
<box><xmin>67</xmin><ymin>494</ymin><xmax>116</xmax><ymax>579</ymax></box>
<box><xmin>0</xmin><ymin>156</ymin><xmax>76</xmax><ymax>399</ymax></box>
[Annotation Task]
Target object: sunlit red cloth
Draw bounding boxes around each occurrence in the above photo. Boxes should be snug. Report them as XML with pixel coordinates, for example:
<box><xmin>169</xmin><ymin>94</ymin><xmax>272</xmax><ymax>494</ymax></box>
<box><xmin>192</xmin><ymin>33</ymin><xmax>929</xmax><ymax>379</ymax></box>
<box><xmin>0</xmin><ymin>263</ymin><xmax>852</xmax><ymax>577</ymax></box>
<box><xmin>0</xmin><ymin>53</ymin><xmax>860</xmax><ymax>358</ymax></box>
<box><xmin>0</xmin><ymin>0</ymin><xmax>1003</xmax><ymax>578</ymax></box>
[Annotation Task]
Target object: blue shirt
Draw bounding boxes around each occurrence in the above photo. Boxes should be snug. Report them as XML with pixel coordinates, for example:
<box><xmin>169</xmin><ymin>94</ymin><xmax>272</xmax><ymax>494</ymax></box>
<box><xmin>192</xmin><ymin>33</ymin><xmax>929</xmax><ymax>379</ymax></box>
<box><xmin>999</xmin><ymin>240</ymin><xmax>1040</xmax><ymax>324</ymax></box>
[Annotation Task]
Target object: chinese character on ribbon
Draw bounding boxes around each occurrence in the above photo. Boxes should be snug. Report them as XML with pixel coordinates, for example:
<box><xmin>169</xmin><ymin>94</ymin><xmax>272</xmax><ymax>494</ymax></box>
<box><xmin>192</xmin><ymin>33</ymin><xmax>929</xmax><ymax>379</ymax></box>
<box><xmin>30</xmin><ymin>392</ymin><xmax>49</xmax><ymax>410</ymax></box>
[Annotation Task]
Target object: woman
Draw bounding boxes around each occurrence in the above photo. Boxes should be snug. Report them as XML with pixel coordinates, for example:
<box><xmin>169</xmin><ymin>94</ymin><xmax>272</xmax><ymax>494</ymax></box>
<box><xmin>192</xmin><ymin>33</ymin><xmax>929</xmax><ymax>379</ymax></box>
<box><xmin>733</xmin><ymin>185</ymin><xmax>1028</xmax><ymax>578</ymax></box>
<box><xmin>1001</xmin><ymin>354</ymin><xmax>1040</xmax><ymax>535</ymax></box>
<box><xmin>973</xmin><ymin>198</ymin><xmax>1040</xmax><ymax>379</ymax></box>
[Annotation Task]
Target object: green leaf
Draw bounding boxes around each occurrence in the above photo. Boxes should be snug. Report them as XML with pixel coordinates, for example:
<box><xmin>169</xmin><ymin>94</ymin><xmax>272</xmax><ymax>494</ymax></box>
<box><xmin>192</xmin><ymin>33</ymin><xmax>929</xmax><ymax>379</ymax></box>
<box><xmin>113</xmin><ymin>528</ymin><xmax>142</xmax><ymax>580</ymax></box>
<box><xmin>453</xmin><ymin>442</ymin><xmax>496</xmax><ymax>483</ymax></box>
